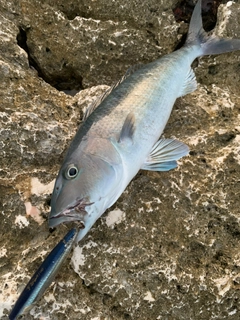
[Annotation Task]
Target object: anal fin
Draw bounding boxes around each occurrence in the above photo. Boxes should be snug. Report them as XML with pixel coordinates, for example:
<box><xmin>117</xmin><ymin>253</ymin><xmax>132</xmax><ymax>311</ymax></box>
<box><xmin>178</xmin><ymin>67</ymin><xmax>197</xmax><ymax>97</ymax></box>
<box><xmin>141</xmin><ymin>138</ymin><xmax>189</xmax><ymax>172</ymax></box>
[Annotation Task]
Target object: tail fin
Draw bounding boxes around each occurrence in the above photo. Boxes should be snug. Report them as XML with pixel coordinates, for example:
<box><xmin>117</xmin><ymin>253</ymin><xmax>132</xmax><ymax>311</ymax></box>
<box><xmin>185</xmin><ymin>0</ymin><xmax>240</xmax><ymax>56</ymax></box>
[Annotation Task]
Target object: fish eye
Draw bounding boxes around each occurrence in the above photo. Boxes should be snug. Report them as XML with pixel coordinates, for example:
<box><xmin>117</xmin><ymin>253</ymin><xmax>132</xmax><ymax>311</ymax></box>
<box><xmin>66</xmin><ymin>165</ymin><xmax>78</xmax><ymax>179</ymax></box>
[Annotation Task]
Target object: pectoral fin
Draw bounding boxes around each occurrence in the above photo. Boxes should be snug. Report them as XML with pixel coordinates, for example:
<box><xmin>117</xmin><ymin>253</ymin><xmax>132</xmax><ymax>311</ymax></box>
<box><xmin>118</xmin><ymin>112</ymin><xmax>135</xmax><ymax>143</ymax></box>
<box><xmin>141</xmin><ymin>138</ymin><xmax>189</xmax><ymax>171</ymax></box>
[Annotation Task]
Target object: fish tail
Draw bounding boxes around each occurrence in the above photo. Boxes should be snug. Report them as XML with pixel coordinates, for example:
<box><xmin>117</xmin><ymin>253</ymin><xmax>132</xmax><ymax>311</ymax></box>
<box><xmin>185</xmin><ymin>0</ymin><xmax>240</xmax><ymax>56</ymax></box>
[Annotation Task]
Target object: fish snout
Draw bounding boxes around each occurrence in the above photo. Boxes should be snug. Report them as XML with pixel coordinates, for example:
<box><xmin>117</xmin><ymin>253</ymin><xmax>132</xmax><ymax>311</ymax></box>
<box><xmin>49</xmin><ymin>198</ymin><xmax>91</xmax><ymax>229</ymax></box>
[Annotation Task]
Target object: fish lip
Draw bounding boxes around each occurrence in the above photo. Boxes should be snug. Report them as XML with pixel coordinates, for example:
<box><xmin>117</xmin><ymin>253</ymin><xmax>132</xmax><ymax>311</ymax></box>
<box><xmin>50</xmin><ymin>212</ymin><xmax>85</xmax><ymax>224</ymax></box>
<box><xmin>49</xmin><ymin>198</ymin><xmax>93</xmax><ymax>228</ymax></box>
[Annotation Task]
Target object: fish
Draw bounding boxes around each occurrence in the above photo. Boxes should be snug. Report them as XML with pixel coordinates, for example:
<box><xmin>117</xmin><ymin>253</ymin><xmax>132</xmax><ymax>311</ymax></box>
<box><xmin>49</xmin><ymin>0</ymin><xmax>240</xmax><ymax>243</ymax></box>
<box><xmin>9</xmin><ymin>228</ymin><xmax>78</xmax><ymax>320</ymax></box>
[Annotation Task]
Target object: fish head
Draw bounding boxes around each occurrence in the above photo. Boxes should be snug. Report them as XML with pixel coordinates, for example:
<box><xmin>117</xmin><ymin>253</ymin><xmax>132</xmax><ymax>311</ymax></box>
<box><xmin>49</xmin><ymin>139</ymin><xmax>123</xmax><ymax>230</ymax></box>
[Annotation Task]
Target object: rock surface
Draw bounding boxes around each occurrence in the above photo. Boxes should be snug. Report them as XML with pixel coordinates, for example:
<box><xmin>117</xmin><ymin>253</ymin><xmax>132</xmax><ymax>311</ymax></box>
<box><xmin>0</xmin><ymin>0</ymin><xmax>240</xmax><ymax>319</ymax></box>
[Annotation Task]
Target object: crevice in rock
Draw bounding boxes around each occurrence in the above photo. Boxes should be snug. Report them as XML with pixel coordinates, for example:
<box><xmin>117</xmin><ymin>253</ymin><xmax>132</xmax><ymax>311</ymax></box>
<box><xmin>17</xmin><ymin>27</ymin><xmax>41</xmax><ymax>73</ymax></box>
<box><xmin>16</xmin><ymin>27</ymin><xmax>28</xmax><ymax>54</ymax></box>
<box><xmin>16</xmin><ymin>27</ymin><xmax>83</xmax><ymax>95</ymax></box>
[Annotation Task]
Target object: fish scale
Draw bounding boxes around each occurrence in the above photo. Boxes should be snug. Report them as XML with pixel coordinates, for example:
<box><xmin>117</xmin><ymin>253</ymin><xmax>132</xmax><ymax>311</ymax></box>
<box><xmin>84</xmin><ymin>59</ymin><xmax>180</xmax><ymax>143</ymax></box>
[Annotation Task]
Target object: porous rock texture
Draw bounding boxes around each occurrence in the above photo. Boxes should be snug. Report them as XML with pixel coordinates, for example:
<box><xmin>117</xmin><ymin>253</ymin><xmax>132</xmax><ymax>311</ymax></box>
<box><xmin>0</xmin><ymin>0</ymin><xmax>240</xmax><ymax>319</ymax></box>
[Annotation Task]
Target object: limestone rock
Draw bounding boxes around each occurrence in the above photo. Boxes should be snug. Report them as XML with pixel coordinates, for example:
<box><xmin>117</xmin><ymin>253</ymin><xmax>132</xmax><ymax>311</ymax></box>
<box><xmin>0</xmin><ymin>1</ymin><xmax>240</xmax><ymax>319</ymax></box>
<box><xmin>15</xmin><ymin>0</ymin><xmax>180</xmax><ymax>89</ymax></box>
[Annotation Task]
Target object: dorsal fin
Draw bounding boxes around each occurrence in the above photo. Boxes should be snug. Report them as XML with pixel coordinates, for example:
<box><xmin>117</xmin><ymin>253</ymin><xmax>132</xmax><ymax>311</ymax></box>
<box><xmin>122</xmin><ymin>64</ymin><xmax>143</xmax><ymax>79</ymax></box>
<box><xmin>83</xmin><ymin>64</ymin><xmax>143</xmax><ymax>121</ymax></box>
<box><xmin>82</xmin><ymin>86</ymin><xmax>112</xmax><ymax>121</ymax></box>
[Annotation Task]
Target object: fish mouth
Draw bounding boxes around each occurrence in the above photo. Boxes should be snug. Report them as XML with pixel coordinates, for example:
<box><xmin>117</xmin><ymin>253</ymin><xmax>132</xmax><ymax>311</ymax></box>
<box><xmin>49</xmin><ymin>198</ymin><xmax>93</xmax><ymax>229</ymax></box>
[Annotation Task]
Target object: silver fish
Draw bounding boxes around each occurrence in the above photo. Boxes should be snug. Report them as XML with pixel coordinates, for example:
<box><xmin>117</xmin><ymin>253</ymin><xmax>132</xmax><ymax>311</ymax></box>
<box><xmin>9</xmin><ymin>228</ymin><xmax>78</xmax><ymax>320</ymax></box>
<box><xmin>49</xmin><ymin>0</ymin><xmax>240</xmax><ymax>243</ymax></box>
